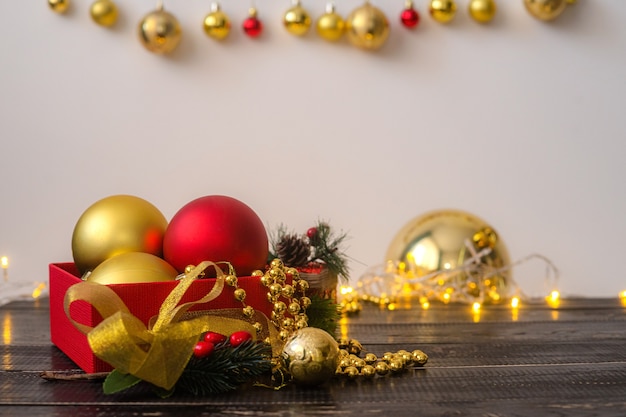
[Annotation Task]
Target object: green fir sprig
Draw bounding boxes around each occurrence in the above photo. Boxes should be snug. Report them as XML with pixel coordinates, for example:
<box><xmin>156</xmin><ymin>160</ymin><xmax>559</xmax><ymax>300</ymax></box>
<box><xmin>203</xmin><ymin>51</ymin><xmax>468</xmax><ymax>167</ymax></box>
<box><xmin>176</xmin><ymin>340</ymin><xmax>273</xmax><ymax>396</ymax></box>
<box><xmin>306</xmin><ymin>295</ymin><xmax>341</xmax><ymax>336</ymax></box>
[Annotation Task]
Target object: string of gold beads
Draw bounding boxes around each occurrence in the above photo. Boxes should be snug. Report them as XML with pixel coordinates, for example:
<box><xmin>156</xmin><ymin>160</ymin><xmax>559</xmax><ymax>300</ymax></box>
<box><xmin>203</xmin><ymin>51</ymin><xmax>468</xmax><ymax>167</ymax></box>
<box><xmin>335</xmin><ymin>338</ymin><xmax>428</xmax><ymax>379</ymax></box>
<box><xmin>253</xmin><ymin>258</ymin><xmax>311</xmax><ymax>342</ymax></box>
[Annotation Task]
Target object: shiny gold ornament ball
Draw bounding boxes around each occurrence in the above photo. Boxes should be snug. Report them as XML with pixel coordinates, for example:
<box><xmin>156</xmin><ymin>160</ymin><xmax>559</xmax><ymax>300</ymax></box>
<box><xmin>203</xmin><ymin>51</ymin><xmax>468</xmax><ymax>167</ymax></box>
<box><xmin>345</xmin><ymin>2</ymin><xmax>390</xmax><ymax>51</ymax></box>
<box><xmin>429</xmin><ymin>0</ymin><xmax>457</xmax><ymax>23</ymax></box>
<box><xmin>86</xmin><ymin>252</ymin><xmax>178</xmax><ymax>285</ymax></box>
<box><xmin>71</xmin><ymin>195</ymin><xmax>168</xmax><ymax>274</ymax></box>
<box><xmin>203</xmin><ymin>5</ymin><xmax>231</xmax><ymax>40</ymax></box>
<box><xmin>523</xmin><ymin>0</ymin><xmax>567</xmax><ymax>21</ymax></box>
<box><xmin>283</xmin><ymin>4</ymin><xmax>312</xmax><ymax>36</ymax></box>
<box><xmin>282</xmin><ymin>327</ymin><xmax>340</xmax><ymax>386</ymax></box>
<box><xmin>90</xmin><ymin>0</ymin><xmax>118</xmax><ymax>27</ymax></box>
<box><xmin>386</xmin><ymin>209</ymin><xmax>511</xmax><ymax>302</ymax></box>
<box><xmin>48</xmin><ymin>0</ymin><xmax>70</xmax><ymax>14</ymax></box>
<box><xmin>468</xmin><ymin>0</ymin><xmax>497</xmax><ymax>23</ymax></box>
<box><xmin>316</xmin><ymin>4</ymin><xmax>345</xmax><ymax>42</ymax></box>
<box><xmin>138</xmin><ymin>7</ymin><xmax>182</xmax><ymax>54</ymax></box>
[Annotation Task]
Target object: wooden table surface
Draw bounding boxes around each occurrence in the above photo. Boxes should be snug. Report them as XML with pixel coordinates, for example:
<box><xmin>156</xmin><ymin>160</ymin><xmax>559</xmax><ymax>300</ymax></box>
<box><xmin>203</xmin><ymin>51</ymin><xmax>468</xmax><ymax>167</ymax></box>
<box><xmin>1</xmin><ymin>297</ymin><xmax>625</xmax><ymax>416</ymax></box>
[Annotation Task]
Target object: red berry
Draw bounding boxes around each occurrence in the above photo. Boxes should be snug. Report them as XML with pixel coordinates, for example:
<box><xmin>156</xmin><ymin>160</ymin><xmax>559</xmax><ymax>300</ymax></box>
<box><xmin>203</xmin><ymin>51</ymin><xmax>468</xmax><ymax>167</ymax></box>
<box><xmin>229</xmin><ymin>331</ymin><xmax>252</xmax><ymax>347</ymax></box>
<box><xmin>204</xmin><ymin>332</ymin><xmax>227</xmax><ymax>344</ymax></box>
<box><xmin>193</xmin><ymin>341</ymin><xmax>215</xmax><ymax>358</ymax></box>
<box><xmin>306</xmin><ymin>227</ymin><xmax>318</xmax><ymax>240</ymax></box>
<box><xmin>243</xmin><ymin>17</ymin><xmax>263</xmax><ymax>37</ymax></box>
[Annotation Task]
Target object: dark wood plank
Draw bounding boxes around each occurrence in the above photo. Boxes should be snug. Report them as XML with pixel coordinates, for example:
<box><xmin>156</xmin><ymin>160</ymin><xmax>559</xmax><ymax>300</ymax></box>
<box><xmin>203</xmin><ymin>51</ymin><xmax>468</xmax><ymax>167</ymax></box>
<box><xmin>1</xmin><ymin>297</ymin><xmax>625</xmax><ymax>416</ymax></box>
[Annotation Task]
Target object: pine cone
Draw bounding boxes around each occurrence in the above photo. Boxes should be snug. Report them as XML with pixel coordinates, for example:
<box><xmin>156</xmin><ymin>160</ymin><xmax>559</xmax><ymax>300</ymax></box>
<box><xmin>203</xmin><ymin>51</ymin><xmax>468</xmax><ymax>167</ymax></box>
<box><xmin>275</xmin><ymin>234</ymin><xmax>311</xmax><ymax>267</ymax></box>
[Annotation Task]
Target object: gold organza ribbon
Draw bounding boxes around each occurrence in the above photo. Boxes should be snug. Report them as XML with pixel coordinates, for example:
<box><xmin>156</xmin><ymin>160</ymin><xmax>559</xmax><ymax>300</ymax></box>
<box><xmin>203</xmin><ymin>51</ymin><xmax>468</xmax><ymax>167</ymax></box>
<box><xmin>64</xmin><ymin>261</ymin><xmax>256</xmax><ymax>390</ymax></box>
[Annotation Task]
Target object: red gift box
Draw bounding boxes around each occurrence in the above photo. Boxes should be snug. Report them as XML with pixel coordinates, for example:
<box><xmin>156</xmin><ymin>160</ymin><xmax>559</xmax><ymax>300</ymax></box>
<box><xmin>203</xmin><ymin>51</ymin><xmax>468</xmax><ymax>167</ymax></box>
<box><xmin>49</xmin><ymin>262</ymin><xmax>272</xmax><ymax>373</ymax></box>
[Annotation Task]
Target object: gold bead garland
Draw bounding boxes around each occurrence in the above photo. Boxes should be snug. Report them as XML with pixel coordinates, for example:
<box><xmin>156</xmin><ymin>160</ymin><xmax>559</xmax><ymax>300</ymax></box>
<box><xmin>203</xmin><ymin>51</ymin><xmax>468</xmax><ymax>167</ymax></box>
<box><xmin>335</xmin><ymin>339</ymin><xmax>428</xmax><ymax>379</ymax></box>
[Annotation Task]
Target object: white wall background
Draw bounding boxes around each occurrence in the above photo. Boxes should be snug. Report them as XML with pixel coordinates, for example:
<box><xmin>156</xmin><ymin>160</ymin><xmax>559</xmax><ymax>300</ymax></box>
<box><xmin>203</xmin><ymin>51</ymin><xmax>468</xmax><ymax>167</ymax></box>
<box><xmin>1</xmin><ymin>1</ymin><xmax>624</xmax><ymax>299</ymax></box>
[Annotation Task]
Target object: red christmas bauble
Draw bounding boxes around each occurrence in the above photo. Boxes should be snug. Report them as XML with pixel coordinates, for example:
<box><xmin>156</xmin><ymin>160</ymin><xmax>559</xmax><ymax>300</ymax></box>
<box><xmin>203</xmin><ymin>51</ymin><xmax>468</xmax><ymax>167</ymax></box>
<box><xmin>243</xmin><ymin>17</ymin><xmax>263</xmax><ymax>37</ymax></box>
<box><xmin>163</xmin><ymin>195</ymin><xmax>268</xmax><ymax>276</ymax></box>
<box><xmin>400</xmin><ymin>8</ymin><xmax>420</xmax><ymax>28</ymax></box>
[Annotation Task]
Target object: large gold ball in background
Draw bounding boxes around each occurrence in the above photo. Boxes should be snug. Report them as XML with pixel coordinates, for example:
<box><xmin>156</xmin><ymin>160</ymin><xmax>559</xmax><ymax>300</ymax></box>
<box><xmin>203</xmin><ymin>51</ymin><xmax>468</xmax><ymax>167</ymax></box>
<box><xmin>316</xmin><ymin>8</ymin><xmax>345</xmax><ymax>42</ymax></box>
<box><xmin>468</xmin><ymin>0</ymin><xmax>497</xmax><ymax>23</ymax></box>
<box><xmin>90</xmin><ymin>0</ymin><xmax>119</xmax><ymax>27</ymax></box>
<box><xmin>138</xmin><ymin>8</ymin><xmax>182</xmax><ymax>54</ymax></box>
<box><xmin>48</xmin><ymin>0</ymin><xmax>70</xmax><ymax>14</ymax></box>
<box><xmin>282</xmin><ymin>327</ymin><xmax>340</xmax><ymax>386</ymax></box>
<box><xmin>71</xmin><ymin>195</ymin><xmax>168</xmax><ymax>274</ymax></box>
<box><xmin>345</xmin><ymin>2</ymin><xmax>390</xmax><ymax>51</ymax></box>
<box><xmin>203</xmin><ymin>8</ymin><xmax>231</xmax><ymax>40</ymax></box>
<box><xmin>386</xmin><ymin>209</ymin><xmax>511</xmax><ymax>301</ymax></box>
<box><xmin>86</xmin><ymin>252</ymin><xmax>178</xmax><ymax>285</ymax></box>
<box><xmin>523</xmin><ymin>0</ymin><xmax>567</xmax><ymax>21</ymax></box>
<box><xmin>283</xmin><ymin>5</ymin><xmax>312</xmax><ymax>36</ymax></box>
<box><xmin>429</xmin><ymin>0</ymin><xmax>457</xmax><ymax>23</ymax></box>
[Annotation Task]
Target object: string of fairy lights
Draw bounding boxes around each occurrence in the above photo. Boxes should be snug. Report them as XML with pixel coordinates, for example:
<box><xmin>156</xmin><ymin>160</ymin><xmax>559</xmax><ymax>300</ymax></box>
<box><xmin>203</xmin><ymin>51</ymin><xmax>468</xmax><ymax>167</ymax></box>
<box><xmin>46</xmin><ymin>0</ymin><xmax>580</xmax><ymax>53</ymax></box>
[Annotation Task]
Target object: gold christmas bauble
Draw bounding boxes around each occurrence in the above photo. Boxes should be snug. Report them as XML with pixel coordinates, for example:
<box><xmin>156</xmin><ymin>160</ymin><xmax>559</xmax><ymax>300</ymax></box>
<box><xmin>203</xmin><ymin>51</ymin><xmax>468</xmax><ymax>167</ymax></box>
<box><xmin>90</xmin><ymin>0</ymin><xmax>118</xmax><ymax>27</ymax></box>
<box><xmin>316</xmin><ymin>4</ymin><xmax>345</xmax><ymax>42</ymax></box>
<box><xmin>283</xmin><ymin>4</ymin><xmax>312</xmax><ymax>36</ymax></box>
<box><xmin>48</xmin><ymin>0</ymin><xmax>70</xmax><ymax>14</ymax></box>
<box><xmin>203</xmin><ymin>5</ymin><xmax>231</xmax><ymax>40</ymax></box>
<box><xmin>138</xmin><ymin>6</ymin><xmax>182</xmax><ymax>54</ymax></box>
<box><xmin>468</xmin><ymin>0</ymin><xmax>497</xmax><ymax>23</ymax></box>
<box><xmin>86</xmin><ymin>252</ymin><xmax>178</xmax><ymax>285</ymax></box>
<box><xmin>386</xmin><ymin>209</ymin><xmax>511</xmax><ymax>302</ymax></box>
<box><xmin>282</xmin><ymin>327</ymin><xmax>340</xmax><ymax>386</ymax></box>
<box><xmin>523</xmin><ymin>0</ymin><xmax>567</xmax><ymax>21</ymax></box>
<box><xmin>429</xmin><ymin>0</ymin><xmax>457</xmax><ymax>23</ymax></box>
<box><xmin>71</xmin><ymin>195</ymin><xmax>168</xmax><ymax>274</ymax></box>
<box><xmin>345</xmin><ymin>2</ymin><xmax>390</xmax><ymax>51</ymax></box>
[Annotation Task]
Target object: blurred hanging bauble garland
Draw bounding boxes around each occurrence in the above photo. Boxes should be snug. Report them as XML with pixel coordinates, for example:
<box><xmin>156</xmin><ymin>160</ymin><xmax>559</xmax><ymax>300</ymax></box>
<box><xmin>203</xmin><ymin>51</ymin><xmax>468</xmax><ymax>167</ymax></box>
<box><xmin>90</xmin><ymin>0</ymin><xmax>118</xmax><ymax>27</ymax></box>
<box><xmin>468</xmin><ymin>0</ymin><xmax>497</xmax><ymax>24</ymax></box>
<box><xmin>138</xmin><ymin>1</ymin><xmax>182</xmax><ymax>54</ymax></box>
<box><xmin>316</xmin><ymin>3</ymin><xmax>345</xmax><ymax>42</ymax></box>
<box><xmin>203</xmin><ymin>3</ymin><xmax>231</xmax><ymax>40</ymax></box>
<box><xmin>283</xmin><ymin>0</ymin><xmax>312</xmax><ymax>36</ymax></box>
<box><xmin>400</xmin><ymin>0</ymin><xmax>420</xmax><ymax>29</ymax></box>
<box><xmin>429</xmin><ymin>0</ymin><xmax>457</xmax><ymax>24</ymax></box>
<box><xmin>48</xmin><ymin>0</ymin><xmax>70</xmax><ymax>14</ymax></box>
<box><xmin>345</xmin><ymin>1</ymin><xmax>390</xmax><ymax>51</ymax></box>
<box><xmin>523</xmin><ymin>0</ymin><xmax>576</xmax><ymax>21</ymax></box>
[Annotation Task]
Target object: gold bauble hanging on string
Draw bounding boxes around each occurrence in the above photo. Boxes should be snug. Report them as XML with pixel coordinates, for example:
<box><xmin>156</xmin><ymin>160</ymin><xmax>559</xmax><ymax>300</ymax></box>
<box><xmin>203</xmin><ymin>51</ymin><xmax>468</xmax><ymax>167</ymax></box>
<box><xmin>283</xmin><ymin>0</ymin><xmax>312</xmax><ymax>36</ymax></box>
<box><xmin>138</xmin><ymin>2</ymin><xmax>182</xmax><ymax>54</ymax></box>
<box><xmin>385</xmin><ymin>209</ymin><xmax>511</xmax><ymax>302</ymax></box>
<box><xmin>429</xmin><ymin>0</ymin><xmax>457</xmax><ymax>23</ymax></box>
<box><xmin>345</xmin><ymin>2</ymin><xmax>390</xmax><ymax>51</ymax></box>
<box><xmin>468</xmin><ymin>0</ymin><xmax>497</xmax><ymax>23</ymax></box>
<box><xmin>316</xmin><ymin>2</ymin><xmax>345</xmax><ymax>42</ymax></box>
<box><xmin>86</xmin><ymin>252</ymin><xmax>178</xmax><ymax>285</ymax></box>
<box><xmin>203</xmin><ymin>3</ymin><xmax>231</xmax><ymax>40</ymax></box>
<box><xmin>48</xmin><ymin>0</ymin><xmax>70</xmax><ymax>14</ymax></box>
<box><xmin>523</xmin><ymin>0</ymin><xmax>567</xmax><ymax>21</ymax></box>
<box><xmin>90</xmin><ymin>0</ymin><xmax>119</xmax><ymax>27</ymax></box>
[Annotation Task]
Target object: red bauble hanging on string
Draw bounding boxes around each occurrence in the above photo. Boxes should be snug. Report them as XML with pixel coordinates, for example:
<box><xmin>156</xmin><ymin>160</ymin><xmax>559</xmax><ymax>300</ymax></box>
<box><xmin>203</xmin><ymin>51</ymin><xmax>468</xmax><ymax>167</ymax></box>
<box><xmin>243</xmin><ymin>7</ymin><xmax>263</xmax><ymax>37</ymax></box>
<box><xmin>163</xmin><ymin>195</ymin><xmax>269</xmax><ymax>276</ymax></box>
<box><xmin>400</xmin><ymin>0</ymin><xmax>420</xmax><ymax>28</ymax></box>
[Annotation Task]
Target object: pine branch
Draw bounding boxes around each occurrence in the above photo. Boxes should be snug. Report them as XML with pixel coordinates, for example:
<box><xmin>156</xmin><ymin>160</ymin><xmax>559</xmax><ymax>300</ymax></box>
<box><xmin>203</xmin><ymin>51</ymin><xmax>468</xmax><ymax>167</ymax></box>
<box><xmin>176</xmin><ymin>340</ymin><xmax>272</xmax><ymax>396</ymax></box>
<box><xmin>307</xmin><ymin>295</ymin><xmax>341</xmax><ymax>336</ymax></box>
<box><xmin>310</xmin><ymin>221</ymin><xmax>350</xmax><ymax>281</ymax></box>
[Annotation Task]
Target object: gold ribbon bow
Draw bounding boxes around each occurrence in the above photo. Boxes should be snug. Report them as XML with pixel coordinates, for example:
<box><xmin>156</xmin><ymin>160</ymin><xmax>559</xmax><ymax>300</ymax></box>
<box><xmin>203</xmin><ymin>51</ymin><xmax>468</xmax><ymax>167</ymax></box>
<box><xmin>64</xmin><ymin>261</ymin><xmax>256</xmax><ymax>390</ymax></box>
